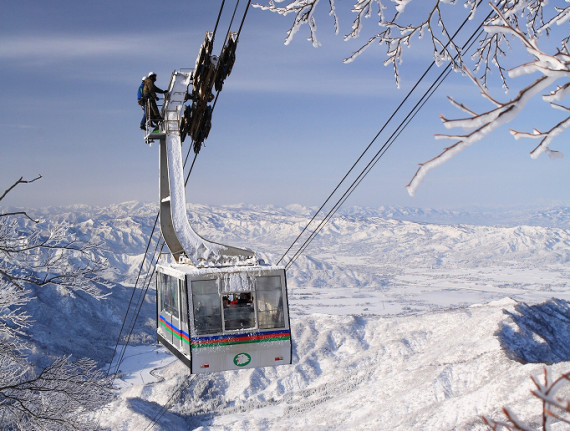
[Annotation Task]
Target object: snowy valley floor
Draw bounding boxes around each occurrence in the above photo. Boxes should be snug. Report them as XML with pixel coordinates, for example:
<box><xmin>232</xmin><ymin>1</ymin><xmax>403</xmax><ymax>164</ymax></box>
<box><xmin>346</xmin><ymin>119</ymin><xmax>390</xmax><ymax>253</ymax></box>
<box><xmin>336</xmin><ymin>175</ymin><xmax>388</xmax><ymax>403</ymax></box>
<box><xmin>39</xmin><ymin>203</ymin><xmax>570</xmax><ymax>430</ymax></box>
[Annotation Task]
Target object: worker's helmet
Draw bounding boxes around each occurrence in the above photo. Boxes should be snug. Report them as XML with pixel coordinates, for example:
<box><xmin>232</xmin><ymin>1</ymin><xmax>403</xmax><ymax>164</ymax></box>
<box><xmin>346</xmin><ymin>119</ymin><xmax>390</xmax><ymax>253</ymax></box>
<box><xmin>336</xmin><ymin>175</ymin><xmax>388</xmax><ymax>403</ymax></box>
<box><xmin>142</xmin><ymin>76</ymin><xmax>147</xmax><ymax>81</ymax></box>
<box><xmin>148</xmin><ymin>71</ymin><xmax>157</xmax><ymax>78</ymax></box>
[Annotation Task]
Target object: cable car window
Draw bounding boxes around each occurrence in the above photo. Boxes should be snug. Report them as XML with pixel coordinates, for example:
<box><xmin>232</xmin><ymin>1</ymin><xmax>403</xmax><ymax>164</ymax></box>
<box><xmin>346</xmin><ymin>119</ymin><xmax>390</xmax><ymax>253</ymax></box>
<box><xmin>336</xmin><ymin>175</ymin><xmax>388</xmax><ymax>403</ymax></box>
<box><xmin>256</xmin><ymin>276</ymin><xmax>285</xmax><ymax>329</ymax></box>
<box><xmin>179</xmin><ymin>280</ymin><xmax>188</xmax><ymax>325</ymax></box>
<box><xmin>191</xmin><ymin>280</ymin><xmax>222</xmax><ymax>335</ymax></box>
<box><xmin>223</xmin><ymin>292</ymin><xmax>255</xmax><ymax>331</ymax></box>
<box><xmin>160</xmin><ymin>273</ymin><xmax>179</xmax><ymax>318</ymax></box>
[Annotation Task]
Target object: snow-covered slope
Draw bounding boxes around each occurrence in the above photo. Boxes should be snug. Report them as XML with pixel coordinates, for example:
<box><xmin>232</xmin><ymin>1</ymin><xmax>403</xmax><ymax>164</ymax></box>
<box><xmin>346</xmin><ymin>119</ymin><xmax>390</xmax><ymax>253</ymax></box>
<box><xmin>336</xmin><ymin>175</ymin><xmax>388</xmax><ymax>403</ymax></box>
<box><xmin>100</xmin><ymin>298</ymin><xmax>570</xmax><ymax>430</ymax></box>
<box><xmin>15</xmin><ymin>203</ymin><xmax>570</xmax><ymax>429</ymax></box>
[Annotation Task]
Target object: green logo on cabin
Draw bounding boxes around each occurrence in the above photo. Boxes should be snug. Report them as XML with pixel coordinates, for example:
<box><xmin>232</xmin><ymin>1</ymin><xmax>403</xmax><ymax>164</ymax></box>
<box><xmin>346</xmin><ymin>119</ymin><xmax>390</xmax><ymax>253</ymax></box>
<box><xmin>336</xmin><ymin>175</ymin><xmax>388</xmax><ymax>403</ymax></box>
<box><xmin>233</xmin><ymin>352</ymin><xmax>251</xmax><ymax>367</ymax></box>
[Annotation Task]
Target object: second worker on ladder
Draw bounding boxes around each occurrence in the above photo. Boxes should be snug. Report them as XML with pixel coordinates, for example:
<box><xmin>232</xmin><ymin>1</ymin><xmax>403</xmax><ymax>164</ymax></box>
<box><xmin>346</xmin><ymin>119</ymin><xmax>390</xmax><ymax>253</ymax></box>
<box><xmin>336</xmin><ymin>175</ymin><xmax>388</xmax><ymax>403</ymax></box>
<box><xmin>143</xmin><ymin>72</ymin><xmax>168</xmax><ymax>129</ymax></box>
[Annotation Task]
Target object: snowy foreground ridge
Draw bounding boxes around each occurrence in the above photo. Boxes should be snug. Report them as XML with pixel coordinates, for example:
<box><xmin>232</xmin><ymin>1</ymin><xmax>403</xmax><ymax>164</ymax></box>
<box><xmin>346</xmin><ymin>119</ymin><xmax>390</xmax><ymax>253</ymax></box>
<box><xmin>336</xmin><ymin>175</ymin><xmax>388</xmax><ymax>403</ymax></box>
<box><xmin>24</xmin><ymin>203</ymin><xmax>570</xmax><ymax>430</ymax></box>
<box><xmin>103</xmin><ymin>299</ymin><xmax>570</xmax><ymax>430</ymax></box>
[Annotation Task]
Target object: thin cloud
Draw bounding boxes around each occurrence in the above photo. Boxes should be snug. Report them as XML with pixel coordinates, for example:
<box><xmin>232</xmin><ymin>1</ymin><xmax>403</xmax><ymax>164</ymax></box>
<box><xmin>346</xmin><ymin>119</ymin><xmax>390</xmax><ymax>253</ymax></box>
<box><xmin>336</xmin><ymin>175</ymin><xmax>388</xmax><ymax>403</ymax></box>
<box><xmin>0</xmin><ymin>31</ymin><xmax>196</xmax><ymax>61</ymax></box>
<box><xmin>0</xmin><ymin>123</ymin><xmax>37</xmax><ymax>130</ymax></box>
<box><xmin>227</xmin><ymin>74</ymin><xmax>397</xmax><ymax>97</ymax></box>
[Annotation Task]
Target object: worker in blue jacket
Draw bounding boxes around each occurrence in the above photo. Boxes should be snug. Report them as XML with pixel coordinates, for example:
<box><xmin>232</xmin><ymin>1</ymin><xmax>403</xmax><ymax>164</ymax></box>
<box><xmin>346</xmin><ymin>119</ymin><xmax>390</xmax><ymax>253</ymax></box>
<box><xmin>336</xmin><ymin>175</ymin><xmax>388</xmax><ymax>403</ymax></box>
<box><xmin>143</xmin><ymin>72</ymin><xmax>168</xmax><ymax>128</ymax></box>
<box><xmin>138</xmin><ymin>75</ymin><xmax>147</xmax><ymax>130</ymax></box>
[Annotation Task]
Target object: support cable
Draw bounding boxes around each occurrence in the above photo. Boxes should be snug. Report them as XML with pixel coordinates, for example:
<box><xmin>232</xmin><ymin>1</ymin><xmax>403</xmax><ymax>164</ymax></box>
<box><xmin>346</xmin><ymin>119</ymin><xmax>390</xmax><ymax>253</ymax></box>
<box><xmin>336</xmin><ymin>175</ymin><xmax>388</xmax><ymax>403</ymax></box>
<box><xmin>275</xmin><ymin>8</ymin><xmax>476</xmax><ymax>266</ymax></box>
<box><xmin>285</xmin><ymin>66</ymin><xmax>455</xmax><ymax>270</ymax></box>
<box><xmin>106</xmin><ymin>212</ymin><xmax>159</xmax><ymax>376</ymax></box>
<box><xmin>110</xmin><ymin>235</ymin><xmax>165</xmax><ymax>377</ymax></box>
<box><xmin>224</xmin><ymin>0</ymin><xmax>241</xmax><ymax>42</ymax></box>
<box><xmin>281</xmin><ymin>9</ymin><xmax>494</xmax><ymax>269</ymax></box>
<box><xmin>236</xmin><ymin>0</ymin><xmax>252</xmax><ymax>38</ymax></box>
<box><xmin>211</xmin><ymin>0</ymin><xmax>227</xmax><ymax>44</ymax></box>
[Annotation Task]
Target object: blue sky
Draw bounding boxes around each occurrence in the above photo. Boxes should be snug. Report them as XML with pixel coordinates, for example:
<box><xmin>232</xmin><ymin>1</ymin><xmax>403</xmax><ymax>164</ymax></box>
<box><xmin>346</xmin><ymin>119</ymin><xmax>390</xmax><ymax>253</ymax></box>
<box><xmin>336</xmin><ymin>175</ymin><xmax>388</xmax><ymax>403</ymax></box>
<box><xmin>1</xmin><ymin>1</ymin><xmax>568</xmax><ymax>211</ymax></box>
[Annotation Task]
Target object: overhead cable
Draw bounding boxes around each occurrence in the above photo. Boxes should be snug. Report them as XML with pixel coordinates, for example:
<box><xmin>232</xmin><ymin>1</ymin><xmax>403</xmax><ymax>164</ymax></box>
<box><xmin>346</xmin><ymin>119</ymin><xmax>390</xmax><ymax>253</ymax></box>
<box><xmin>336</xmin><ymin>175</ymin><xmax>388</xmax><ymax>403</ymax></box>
<box><xmin>281</xmin><ymin>8</ymin><xmax>495</xmax><ymax>270</ymax></box>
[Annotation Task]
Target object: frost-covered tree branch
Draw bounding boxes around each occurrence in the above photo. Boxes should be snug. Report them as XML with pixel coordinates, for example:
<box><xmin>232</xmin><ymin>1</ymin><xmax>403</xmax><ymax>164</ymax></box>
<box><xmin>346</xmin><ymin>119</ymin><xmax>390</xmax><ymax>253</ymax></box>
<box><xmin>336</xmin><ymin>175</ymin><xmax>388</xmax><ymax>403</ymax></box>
<box><xmin>406</xmin><ymin>72</ymin><xmax>561</xmax><ymax>195</ymax></box>
<box><xmin>0</xmin><ymin>175</ymin><xmax>41</xmax><ymax>205</ymax></box>
<box><xmin>0</xmin><ymin>217</ymin><xmax>110</xmax><ymax>299</ymax></box>
<box><xmin>0</xmin><ymin>177</ymin><xmax>114</xmax><ymax>430</ymax></box>
<box><xmin>254</xmin><ymin>0</ymin><xmax>568</xmax><ymax>92</ymax></box>
<box><xmin>0</xmin><ymin>356</ymin><xmax>113</xmax><ymax>431</ymax></box>
<box><xmin>0</xmin><ymin>176</ymin><xmax>42</xmax><ymax>223</ymax></box>
<box><xmin>407</xmin><ymin>3</ymin><xmax>569</xmax><ymax>195</ymax></box>
<box><xmin>0</xmin><ymin>177</ymin><xmax>111</xmax><ymax>299</ymax></box>
<box><xmin>255</xmin><ymin>1</ymin><xmax>569</xmax><ymax>195</ymax></box>
<box><xmin>511</xmin><ymin>115</ymin><xmax>570</xmax><ymax>160</ymax></box>
<box><xmin>254</xmin><ymin>0</ymin><xmax>481</xmax><ymax>86</ymax></box>
<box><xmin>254</xmin><ymin>0</ymin><xmax>338</xmax><ymax>47</ymax></box>
<box><xmin>483</xmin><ymin>368</ymin><xmax>570</xmax><ymax>430</ymax></box>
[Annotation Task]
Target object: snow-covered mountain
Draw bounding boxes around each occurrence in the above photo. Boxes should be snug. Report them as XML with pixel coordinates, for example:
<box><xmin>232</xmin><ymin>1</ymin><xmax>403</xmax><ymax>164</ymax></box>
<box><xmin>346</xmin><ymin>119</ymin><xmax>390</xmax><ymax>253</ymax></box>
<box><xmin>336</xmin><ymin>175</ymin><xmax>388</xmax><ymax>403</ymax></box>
<box><xmin>16</xmin><ymin>202</ymin><xmax>570</xmax><ymax>429</ymax></box>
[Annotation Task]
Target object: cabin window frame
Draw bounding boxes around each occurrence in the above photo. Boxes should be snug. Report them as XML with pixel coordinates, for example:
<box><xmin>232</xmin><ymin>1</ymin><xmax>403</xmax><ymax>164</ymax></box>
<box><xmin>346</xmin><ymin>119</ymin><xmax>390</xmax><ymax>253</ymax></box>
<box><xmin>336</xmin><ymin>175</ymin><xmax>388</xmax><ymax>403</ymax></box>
<box><xmin>188</xmin><ymin>272</ymin><xmax>288</xmax><ymax>335</ymax></box>
<box><xmin>190</xmin><ymin>279</ymin><xmax>222</xmax><ymax>335</ymax></box>
<box><xmin>158</xmin><ymin>272</ymin><xmax>180</xmax><ymax>319</ymax></box>
<box><xmin>255</xmin><ymin>275</ymin><xmax>286</xmax><ymax>330</ymax></box>
<box><xmin>221</xmin><ymin>292</ymin><xmax>256</xmax><ymax>331</ymax></box>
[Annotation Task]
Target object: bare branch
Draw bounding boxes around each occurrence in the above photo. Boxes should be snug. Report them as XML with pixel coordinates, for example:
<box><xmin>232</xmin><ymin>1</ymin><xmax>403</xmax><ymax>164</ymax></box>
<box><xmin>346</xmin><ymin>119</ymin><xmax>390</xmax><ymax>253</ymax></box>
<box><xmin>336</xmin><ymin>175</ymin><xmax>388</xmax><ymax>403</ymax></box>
<box><xmin>0</xmin><ymin>178</ymin><xmax>114</xmax><ymax>429</ymax></box>
<box><xmin>544</xmin><ymin>409</ymin><xmax>570</xmax><ymax>425</ymax></box>
<box><xmin>408</xmin><ymin>2</ymin><xmax>569</xmax><ymax>195</ymax></box>
<box><xmin>0</xmin><ymin>211</ymin><xmax>39</xmax><ymax>223</ymax></box>
<box><xmin>446</xmin><ymin>96</ymin><xmax>479</xmax><ymax>116</ymax></box>
<box><xmin>256</xmin><ymin>0</ymin><xmax>481</xmax><ymax>87</ymax></box>
<box><xmin>0</xmin><ymin>218</ymin><xmax>111</xmax><ymax>299</ymax></box>
<box><xmin>0</xmin><ymin>175</ymin><xmax>42</xmax><ymax>203</ymax></box>
<box><xmin>501</xmin><ymin>407</ymin><xmax>535</xmax><ymax>431</ymax></box>
<box><xmin>0</xmin><ymin>176</ymin><xmax>42</xmax><ymax>224</ymax></box>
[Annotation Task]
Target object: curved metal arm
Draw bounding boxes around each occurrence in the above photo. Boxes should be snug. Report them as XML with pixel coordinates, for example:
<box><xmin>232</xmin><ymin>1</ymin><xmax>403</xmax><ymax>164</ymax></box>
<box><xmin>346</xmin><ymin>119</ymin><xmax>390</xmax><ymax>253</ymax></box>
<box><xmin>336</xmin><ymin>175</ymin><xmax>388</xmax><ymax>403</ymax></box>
<box><xmin>157</xmin><ymin>70</ymin><xmax>256</xmax><ymax>267</ymax></box>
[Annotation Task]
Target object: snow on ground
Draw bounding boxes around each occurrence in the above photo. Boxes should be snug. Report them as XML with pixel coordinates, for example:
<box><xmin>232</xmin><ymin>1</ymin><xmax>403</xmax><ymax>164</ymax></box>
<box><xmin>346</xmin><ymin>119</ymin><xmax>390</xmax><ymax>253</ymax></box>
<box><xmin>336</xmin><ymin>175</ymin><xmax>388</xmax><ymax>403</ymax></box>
<box><xmin>18</xmin><ymin>203</ymin><xmax>570</xmax><ymax>429</ymax></box>
<box><xmin>112</xmin><ymin>345</ymin><xmax>177</xmax><ymax>391</ymax></box>
<box><xmin>102</xmin><ymin>299</ymin><xmax>570</xmax><ymax>430</ymax></box>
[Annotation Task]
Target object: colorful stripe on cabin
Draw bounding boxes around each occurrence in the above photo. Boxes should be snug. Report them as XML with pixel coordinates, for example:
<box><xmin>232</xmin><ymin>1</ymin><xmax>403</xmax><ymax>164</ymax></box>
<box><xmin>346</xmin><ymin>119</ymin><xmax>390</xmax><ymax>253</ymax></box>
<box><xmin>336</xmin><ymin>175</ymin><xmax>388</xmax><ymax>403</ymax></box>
<box><xmin>191</xmin><ymin>329</ymin><xmax>291</xmax><ymax>349</ymax></box>
<box><xmin>159</xmin><ymin>316</ymin><xmax>290</xmax><ymax>349</ymax></box>
<box><xmin>159</xmin><ymin>315</ymin><xmax>190</xmax><ymax>345</ymax></box>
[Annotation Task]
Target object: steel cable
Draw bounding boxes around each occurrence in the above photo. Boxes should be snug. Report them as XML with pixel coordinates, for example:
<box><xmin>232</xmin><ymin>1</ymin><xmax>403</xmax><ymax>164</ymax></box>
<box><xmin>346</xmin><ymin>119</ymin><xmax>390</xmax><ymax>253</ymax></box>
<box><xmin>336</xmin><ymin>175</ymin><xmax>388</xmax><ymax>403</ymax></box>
<box><xmin>280</xmin><ymin>9</ymin><xmax>495</xmax><ymax>269</ymax></box>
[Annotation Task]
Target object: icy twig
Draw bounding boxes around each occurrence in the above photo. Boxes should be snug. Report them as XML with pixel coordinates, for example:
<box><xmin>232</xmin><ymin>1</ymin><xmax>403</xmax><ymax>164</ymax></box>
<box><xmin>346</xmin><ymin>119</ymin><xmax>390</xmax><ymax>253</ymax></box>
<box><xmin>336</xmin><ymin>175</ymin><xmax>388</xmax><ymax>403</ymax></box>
<box><xmin>0</xmin><ymin>176</ymin><xmax>42</xmax><ymax>223</ymax></box>
<box><xmin>253</xmin><ymin>0</ymin><xmax>325</xmax><ymax>47</ymax></box>
<box><xmin>511</xmin><ymin>116</ymin><xmax>570</xmax><ymax>160</ymax></box>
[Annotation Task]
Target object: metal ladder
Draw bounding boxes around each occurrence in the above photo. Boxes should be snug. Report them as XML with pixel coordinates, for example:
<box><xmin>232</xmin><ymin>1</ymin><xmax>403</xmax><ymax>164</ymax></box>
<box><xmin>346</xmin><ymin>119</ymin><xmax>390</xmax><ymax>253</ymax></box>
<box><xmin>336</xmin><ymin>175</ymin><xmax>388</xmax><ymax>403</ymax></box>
<box><xmin>162</xmin><ymin>69</ymin><xmax>193</xmax><ymax>135</ymax></box>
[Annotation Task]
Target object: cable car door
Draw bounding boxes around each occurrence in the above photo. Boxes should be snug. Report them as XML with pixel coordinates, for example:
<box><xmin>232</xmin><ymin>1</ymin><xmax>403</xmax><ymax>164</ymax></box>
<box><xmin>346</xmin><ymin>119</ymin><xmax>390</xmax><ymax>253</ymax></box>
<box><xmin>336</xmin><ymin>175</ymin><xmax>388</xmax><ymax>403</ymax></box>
<box><xmin>158</xmin><ymin>272</ymin><xmax>184</xmax><ymax>350</ymax></box>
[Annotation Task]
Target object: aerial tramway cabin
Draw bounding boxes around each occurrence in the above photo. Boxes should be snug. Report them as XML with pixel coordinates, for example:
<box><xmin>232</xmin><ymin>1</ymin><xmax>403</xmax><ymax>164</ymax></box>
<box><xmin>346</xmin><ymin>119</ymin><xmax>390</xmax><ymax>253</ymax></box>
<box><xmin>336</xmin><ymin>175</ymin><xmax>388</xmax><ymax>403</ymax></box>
<box><xmin>148</xmin><ymin>34</ymin><xmax>292</xmax><ymax>374</ymax></box>
<box><xmin>156</xmin><ymin>264</ymin><xmax>291</xmax><ymax>374</ymax></box>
